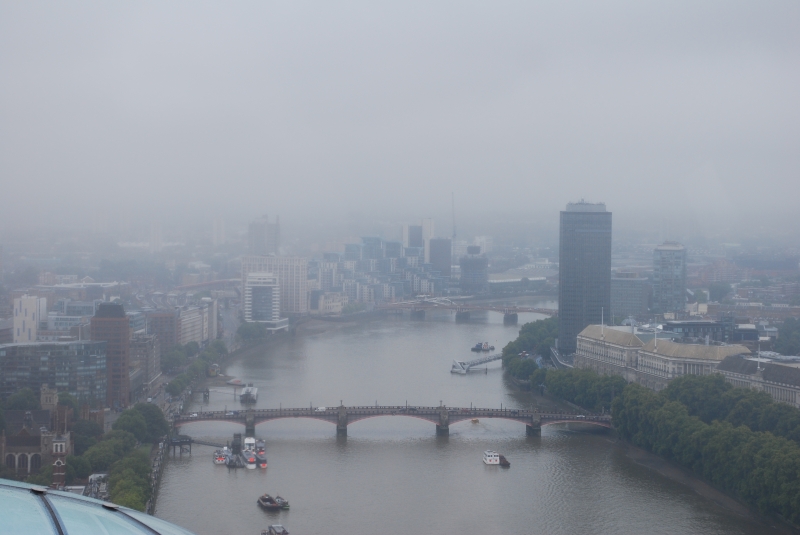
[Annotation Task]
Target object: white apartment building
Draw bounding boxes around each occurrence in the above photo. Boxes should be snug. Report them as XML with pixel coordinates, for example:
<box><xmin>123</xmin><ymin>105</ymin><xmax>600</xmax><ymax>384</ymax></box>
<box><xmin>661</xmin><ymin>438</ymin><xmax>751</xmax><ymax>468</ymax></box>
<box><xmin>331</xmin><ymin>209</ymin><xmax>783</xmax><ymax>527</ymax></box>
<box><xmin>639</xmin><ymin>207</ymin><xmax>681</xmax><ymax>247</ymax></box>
<box><xmin>13</xmin><ymin>295</ymin><xmax>47</xmax><ymax>343</ymax></box>
<box><xmin>241</xmin><ymin>256</ymin><xmax>308</xmax><ymax>314</ymax></box>
<box><xmin>244</xmin><ymin>272</ymin><xmax>288</xmax><ymax>331</ymax></box>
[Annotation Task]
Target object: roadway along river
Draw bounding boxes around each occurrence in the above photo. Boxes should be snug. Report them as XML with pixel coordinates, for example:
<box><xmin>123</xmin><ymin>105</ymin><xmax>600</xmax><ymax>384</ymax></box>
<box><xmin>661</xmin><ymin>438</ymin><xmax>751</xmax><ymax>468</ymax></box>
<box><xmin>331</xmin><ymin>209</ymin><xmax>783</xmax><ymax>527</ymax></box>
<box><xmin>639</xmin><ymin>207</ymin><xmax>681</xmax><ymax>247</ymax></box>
<box><xmin>154</xmin><ymin>302</ymin><xmax>782</xmax><ymax>535</ymax></box>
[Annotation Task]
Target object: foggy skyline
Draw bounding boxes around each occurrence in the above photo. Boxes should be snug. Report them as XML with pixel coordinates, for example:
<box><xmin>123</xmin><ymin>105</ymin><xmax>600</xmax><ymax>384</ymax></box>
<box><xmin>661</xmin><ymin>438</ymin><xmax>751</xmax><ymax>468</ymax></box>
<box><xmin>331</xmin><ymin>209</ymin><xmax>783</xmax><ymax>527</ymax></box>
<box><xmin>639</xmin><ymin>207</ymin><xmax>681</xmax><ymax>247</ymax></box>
<box><xmin>1</xmin><ymin>1</ymin><xmax>798</xmax><ymax>236</ymax></box>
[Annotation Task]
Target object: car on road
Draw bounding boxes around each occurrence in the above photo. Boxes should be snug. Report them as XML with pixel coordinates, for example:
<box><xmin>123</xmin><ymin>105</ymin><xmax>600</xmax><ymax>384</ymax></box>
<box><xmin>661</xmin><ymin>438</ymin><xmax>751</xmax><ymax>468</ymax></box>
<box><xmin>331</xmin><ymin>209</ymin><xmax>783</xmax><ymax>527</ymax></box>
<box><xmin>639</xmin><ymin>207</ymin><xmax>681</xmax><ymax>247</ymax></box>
<box><xmin>576</xmin><ymin>415</ymin><xmax>586</xmax><ymax>419</ymax></box>
<box><xmin>190</xmin><ymin>413</ymin><xmax>198</xmax><ymax>418</ymax></box>
<box><xmin>314</xmin><ymin>407</ymin><xmax>327</xmax><ymax>412</ymax></box>
<box><xmin>225</xmin><ymin>412</ymin><xmax>235</xmax><ymax>416</ymax></box>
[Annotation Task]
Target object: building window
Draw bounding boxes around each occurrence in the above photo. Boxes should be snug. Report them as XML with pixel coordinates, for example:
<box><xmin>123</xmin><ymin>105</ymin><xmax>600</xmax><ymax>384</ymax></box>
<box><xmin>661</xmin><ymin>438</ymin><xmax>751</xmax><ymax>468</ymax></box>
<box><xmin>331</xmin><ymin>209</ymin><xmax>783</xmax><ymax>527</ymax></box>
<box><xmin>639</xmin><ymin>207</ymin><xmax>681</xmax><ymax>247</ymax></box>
<box><xmin>17</xmin><ymin>454</ymin><xmax>28</xmax><ymax>473</ymax></box>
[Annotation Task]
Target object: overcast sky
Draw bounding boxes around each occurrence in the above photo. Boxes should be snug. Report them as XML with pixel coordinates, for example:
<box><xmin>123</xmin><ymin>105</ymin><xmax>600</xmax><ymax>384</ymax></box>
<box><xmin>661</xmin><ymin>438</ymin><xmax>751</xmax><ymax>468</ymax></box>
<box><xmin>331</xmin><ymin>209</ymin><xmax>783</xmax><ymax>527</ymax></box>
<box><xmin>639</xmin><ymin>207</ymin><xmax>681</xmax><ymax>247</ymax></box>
<box><xmin>1</xmin><ymin>1</ymin><xmax>798</xmax><ymax>237</ymax></box>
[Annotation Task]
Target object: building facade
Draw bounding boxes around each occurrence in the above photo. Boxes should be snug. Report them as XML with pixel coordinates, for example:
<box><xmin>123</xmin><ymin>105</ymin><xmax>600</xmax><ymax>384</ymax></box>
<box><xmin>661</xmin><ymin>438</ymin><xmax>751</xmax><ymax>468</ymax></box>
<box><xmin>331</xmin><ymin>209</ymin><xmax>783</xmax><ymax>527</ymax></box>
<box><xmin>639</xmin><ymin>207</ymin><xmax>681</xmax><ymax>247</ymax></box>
<box><xmin>459</xmin><ymin>246</ymin><xmax>489</xmax><ymax>294</ymax></box>
<box><xmin>242</xmin><ymin>256</ymin><xmax>309</xmax><ymax>314</ymax></box>
<box><xmin>716</xmin><ymin>355</ymin><xmax>800</xmax><ymax>409</ymax></box>
<box><xmin>428</xmin><ymin>237</ymin><xmax>452</xmax><ymax>279</ymax></box>
<box><xmin>91</xmin><ymin>303</ymin><xmax>130</xmax><ymax>408</ymax></box>
<box><xmin>653</xmin><ymin>241</ymin><xmax>687</xmax><ymax>316</ymax></box>
<box><xmin>574</xmin><ymin>324</ymin><xmax>750</xmax><ymax>391</ymax></box>
<box><xmin>558</xmin><ymin>201</ymin><xmax>612</xmax><ymax>355</ymax></box>
<box><xmin>13</xmin><ymin>295</ymin><xmax>47</xmax><ymax>343</ymax></box>
<box><xmin>0</xmin><ymin>341</ymin><xmax>107</xmax><ymax>404</ymax></box>
<box><xmin>611</xmin><ymin>272</ymin><xmax>651</xmax><ymax>322</ymax></box>
<box><xmin>244</xmin><ymin>272</ymin><xmax>288</xmax><ymax>331</ymax></box>
<box><xmin>248</xmin><ymin>215</ymin><xmax>280</xmax><ymax>255</ymax></box>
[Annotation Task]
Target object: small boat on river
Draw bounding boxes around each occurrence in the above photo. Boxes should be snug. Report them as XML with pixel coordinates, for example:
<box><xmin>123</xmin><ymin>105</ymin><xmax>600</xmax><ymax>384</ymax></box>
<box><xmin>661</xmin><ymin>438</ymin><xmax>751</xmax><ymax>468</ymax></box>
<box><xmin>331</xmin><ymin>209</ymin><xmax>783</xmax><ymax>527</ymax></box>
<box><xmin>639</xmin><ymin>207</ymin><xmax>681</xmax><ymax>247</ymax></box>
<box><xmin>499</xmin><ymin>455</ymin><xmax>510</xmax><ymax>468</ymax></box>
<box><xmin>483</xmin><ymin>450</ymin><xmax>500</xmax><ymax>465</ymax></box>
<box><xmin>471</xmin><ymin>342</ymin><xmax>495</xmax><ymax>352</ymax></box>
<box><xmin>256</xmin><ymin>440</ymin><xmax>268</xmax><ymax>468</ymax></box>
<box><xmin>213</xmin><ymin>447</ymin><xmax>229</xmax><ymax>465</ymax></box>
<box><xmin>257</xmin><ymin>494</ymin><xmax>290</xmax><ymax>511</ymax></box>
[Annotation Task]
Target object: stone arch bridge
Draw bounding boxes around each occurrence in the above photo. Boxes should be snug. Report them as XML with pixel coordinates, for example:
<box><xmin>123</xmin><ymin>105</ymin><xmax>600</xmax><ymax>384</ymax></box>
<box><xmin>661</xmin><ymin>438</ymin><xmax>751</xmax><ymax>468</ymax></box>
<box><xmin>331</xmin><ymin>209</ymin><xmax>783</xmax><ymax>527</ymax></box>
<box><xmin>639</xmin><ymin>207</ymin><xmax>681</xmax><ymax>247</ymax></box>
<box><xmin>172</xmin><ymin>405</ymin><xmax>612</xmax><ymax>437</ymax></box>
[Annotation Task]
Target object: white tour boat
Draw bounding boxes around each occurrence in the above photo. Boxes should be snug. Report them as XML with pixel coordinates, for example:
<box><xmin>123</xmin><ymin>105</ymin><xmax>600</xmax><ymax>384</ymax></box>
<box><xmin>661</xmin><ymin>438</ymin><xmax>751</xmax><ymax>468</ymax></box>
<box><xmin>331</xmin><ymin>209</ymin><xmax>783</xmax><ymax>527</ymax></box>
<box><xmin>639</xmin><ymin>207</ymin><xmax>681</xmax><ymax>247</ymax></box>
<box><xmin>483</xmin><ymin>450</ymin><xmax>500</xmax><ymax>465</ymax></box>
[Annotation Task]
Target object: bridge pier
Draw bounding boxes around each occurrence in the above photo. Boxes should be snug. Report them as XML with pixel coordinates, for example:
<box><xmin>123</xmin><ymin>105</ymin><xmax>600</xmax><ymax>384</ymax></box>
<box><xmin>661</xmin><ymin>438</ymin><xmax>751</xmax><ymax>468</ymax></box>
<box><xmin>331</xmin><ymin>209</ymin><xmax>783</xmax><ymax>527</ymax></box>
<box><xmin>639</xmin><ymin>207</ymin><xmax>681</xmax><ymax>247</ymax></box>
<box><xmin>245</xmin><ymin>410</ymin><xmax>255</xmax><ymax>437</ymax></box>
<box><xmin>410</xmin><ymin>310</ymin><xmax>425</xmax><ymax>321</ymax></box>
<box><xmin>436</xmin><ymin>408</ymin><xmax>450</xmax><ymax>435</ymax></box>
<box><xmin>503</xmin><ymin>312</ymin><xmax>518</xmax><ymax>325</ymax></box>
<box><xmin>337</xmin><ymin>405</ymin><xmax>348</xmax><ymax>436</ymax></box>
<box><xmin>455</xmin><ymin>310</ymin><xmax>470</xmax><ymax>323</ymax></box>
<box><xmin>526</xmin><ymin>424</ymin><xmax>541</xmax><ymax>436</ymax></box>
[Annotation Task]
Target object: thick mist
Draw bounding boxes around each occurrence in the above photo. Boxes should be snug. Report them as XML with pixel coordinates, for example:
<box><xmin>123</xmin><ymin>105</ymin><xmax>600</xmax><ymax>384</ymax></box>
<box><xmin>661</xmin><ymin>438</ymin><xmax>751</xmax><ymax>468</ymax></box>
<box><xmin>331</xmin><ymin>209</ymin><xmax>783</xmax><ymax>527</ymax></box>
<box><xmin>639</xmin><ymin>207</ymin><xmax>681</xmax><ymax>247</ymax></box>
<box><xmin>1</xmin><ymin>1</ymin><xmax>798</xmax><ymax>237</ymax></box>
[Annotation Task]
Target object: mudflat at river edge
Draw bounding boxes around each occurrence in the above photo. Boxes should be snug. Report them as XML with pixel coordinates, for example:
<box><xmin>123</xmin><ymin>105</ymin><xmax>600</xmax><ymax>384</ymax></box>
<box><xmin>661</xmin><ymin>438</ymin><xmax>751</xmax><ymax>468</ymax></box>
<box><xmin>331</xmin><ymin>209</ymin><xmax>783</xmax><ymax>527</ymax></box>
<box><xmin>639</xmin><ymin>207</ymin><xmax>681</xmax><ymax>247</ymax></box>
<box><xmin>155</xmin><ymin>307</ymin><xmax>786</xmax><ymax>535</ymax></box>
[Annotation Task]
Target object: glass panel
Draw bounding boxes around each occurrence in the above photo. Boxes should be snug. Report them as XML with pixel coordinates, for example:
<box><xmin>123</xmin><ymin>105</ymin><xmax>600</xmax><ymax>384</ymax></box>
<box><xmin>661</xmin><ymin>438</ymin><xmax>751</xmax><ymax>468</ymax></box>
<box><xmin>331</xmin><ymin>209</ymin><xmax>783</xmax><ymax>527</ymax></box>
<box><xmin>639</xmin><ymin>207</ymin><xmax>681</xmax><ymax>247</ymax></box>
<box><xmin>46</xmin><ymin>495</ymin><xmax>145</xmax><ymax>535</ymax></box>
<box><xmin>123</xmin><ymin>509</ymin><xmax>198</xmax><ymax>535</ymax></box>
<box><xmin>0</xmin><ymin>485</ymin><xmax>58</xmax><ymax>535</ymax></box>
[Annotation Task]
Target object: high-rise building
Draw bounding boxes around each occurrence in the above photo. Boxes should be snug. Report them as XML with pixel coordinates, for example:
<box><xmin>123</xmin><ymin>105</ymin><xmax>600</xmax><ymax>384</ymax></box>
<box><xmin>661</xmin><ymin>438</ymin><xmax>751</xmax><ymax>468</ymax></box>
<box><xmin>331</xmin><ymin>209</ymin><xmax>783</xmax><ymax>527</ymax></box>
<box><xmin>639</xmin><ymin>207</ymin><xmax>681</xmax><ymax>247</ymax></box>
<box><xmin>130</xmin><ymin>332</ymin><xmax>160</xmax><ymax>393</ymax></box>
<box><xmin>558</xmin><ymin>201</ymin><xmax>612</xmax><ymax>355</ymax></box>
<box><xmin>248</xmin><ymin>215</ymin><xmax>280</xmax><ymax>255</ymax></box>
<box><xmin>13</xmin><ymin>295</ymin><xmax>47</xmax><ymax>343</ymax></box>
<box><xmin>611</xmin><ymin>272</ymin><xmax>651</xmax><ymax>322</ymax></box>
<box><xmin>403</xmin><ymin>224</ymin><xmax>423</xmax><ymax>248</ymax></box>
<box><xmin>422</xmin><ymin>218</ymin><xmax>435</xmax><ymax>263</ymax></box>
<box><xmin>0</xmin><ymin>341</ymin><xmax>107</xmax><ymax>405</ymax></box>
<box><xmin>146</xmin><ymin>310</ymin><xmax>179</xmax><ymax>350</ymax></box>
<box><xmin>428</xmin><ymin>238</ymin><xmax>452</xmax><ymax>279</ymax></box>
<box><xmin>241</xmin><ymin>256</ymin><xmax>309</xmax><ymax>314</ymax></box>
<box><xmin>459</xmin><ymin>246</ymin><xmax>489</xmax><ymax>294</ymax></box>
<box><xmin>244</xmin><ymin>272</ymin><xmax>288</xmax><ymax>332</ymax></box>
<box><xmin>653</xmin><ymin>241</ymin><xmax>687</xmax><ymax>316</ymax></box>
<box><xmin>91</xmin><ymin>303</ymin><xmax>130</xmax><ymax>408</ymax></box>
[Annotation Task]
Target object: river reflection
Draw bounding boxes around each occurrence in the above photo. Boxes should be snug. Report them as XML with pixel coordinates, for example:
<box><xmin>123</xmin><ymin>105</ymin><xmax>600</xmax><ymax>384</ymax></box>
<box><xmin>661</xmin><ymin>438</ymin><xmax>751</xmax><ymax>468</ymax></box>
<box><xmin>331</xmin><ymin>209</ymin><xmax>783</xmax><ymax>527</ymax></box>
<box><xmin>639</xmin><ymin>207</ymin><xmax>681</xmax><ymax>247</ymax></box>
<box><xmin>155</xmin><ymin>304</ymin><xmax>780</xmax><ymax>535</ymax></box>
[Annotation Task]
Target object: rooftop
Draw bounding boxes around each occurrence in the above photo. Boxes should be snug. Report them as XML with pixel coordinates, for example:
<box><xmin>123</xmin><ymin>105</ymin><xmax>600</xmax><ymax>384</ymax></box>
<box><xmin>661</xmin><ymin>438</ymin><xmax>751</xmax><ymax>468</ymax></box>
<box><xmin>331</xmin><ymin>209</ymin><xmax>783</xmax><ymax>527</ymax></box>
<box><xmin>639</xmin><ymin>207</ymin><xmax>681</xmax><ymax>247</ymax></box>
<box><xmin>641</xmin><ymin>339</ymin><xmax>750</xmax><ymax>361</ymax></box>
<box><xmin>0</xmin><ymin>478</ymin><xmax>197</xmax><ymax>535</ymax></box>
<box><xmin>578</xmin><ymin>325</ymin><xmax>644</xmax><ymax>347</ymax></box>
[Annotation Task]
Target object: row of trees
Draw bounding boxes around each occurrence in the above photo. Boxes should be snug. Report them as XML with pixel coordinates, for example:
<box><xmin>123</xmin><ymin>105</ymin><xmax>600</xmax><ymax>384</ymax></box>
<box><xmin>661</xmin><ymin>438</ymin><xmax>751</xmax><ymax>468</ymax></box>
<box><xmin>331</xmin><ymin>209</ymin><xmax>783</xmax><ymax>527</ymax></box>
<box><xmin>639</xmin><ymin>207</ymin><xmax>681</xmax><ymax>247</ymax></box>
<box><xmin>540</xmin><ymin>369</ymin><xmax>800</xmax><ymax>524</ymax></box>
<box><xmin>165</xmin><ymin>340</ymin><xmax>228</xmax><ymax>397</ymax></box>
<box><xmin>501</xmin><ymin>317</ymin><xmax>557</xmax><ymax>380</ymax></box>
<box><xmin>613</xmin><ymin>381</ymin><xmax>800</xmax><ymax>524</ymax></box>
<box><xmin>775</xmin><ymin>317</ymin><xmax>800</xmax><ymax>356</ymax></box>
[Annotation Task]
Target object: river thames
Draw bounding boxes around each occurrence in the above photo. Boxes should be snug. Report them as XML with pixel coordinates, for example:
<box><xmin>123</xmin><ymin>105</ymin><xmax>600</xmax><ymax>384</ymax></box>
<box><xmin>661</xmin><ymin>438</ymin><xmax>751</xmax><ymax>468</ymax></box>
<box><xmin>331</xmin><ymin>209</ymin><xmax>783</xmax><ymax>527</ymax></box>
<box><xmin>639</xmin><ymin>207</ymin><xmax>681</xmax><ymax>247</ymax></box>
<box><xmin>154</xmin><ymin>303</ymin><xmax>784</xmax><ymax>535</ymax></box>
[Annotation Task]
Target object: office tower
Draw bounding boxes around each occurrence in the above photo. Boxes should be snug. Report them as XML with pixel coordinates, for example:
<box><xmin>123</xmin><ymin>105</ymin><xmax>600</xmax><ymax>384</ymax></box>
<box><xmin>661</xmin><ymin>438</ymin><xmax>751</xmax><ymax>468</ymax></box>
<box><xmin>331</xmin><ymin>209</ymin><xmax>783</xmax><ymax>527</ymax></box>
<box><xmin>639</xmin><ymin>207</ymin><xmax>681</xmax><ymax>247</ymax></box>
<box><xmin>0</xmin><ymin>341</ymin><xmax>107</xmax><ymax>405</ymax></box>
<box><xmin>146</xmin><ymin>310</ymin><xmax>179</xmax><ymax>350</ymax></box>
<box><xmin>403</xmin><ymin>225</ymin><xmax>423</xmax><ymax>248</ymax></box>
<box><xmin>13</xmin><ymin>295</ymin><xmax>47</xmax><ymax>343</ymax></box>
<box><xmin>428</xmin><ymin>238</ymin><xmax>452</xmax><ymax>279</ymax></box>
<box><xmin>91</xmin><ymin>303</ymin><xmax>131</xmax><ymax>408</ymax></box>
<box><xmin>130</xmin><ymin>332</ymin><xmax>160</xmax><ymax>390</ymax></box>
<box><xmin>241</xmin><ymin>256</ymin><xmax>309</xmax><ymax>314</ymax></box>
<box><xmin>422</xmin><ymin>218</ymin><xmax>435</xmax><ymax>263</ymax></box>
<box><xmin>558</xmin><ymin>201</ymin><xmax>612</xmax><ymax>355</ymax></box>
<box><xmin>611</xmin><ymin>272</ymin><xmax>651</xmax><ymax>322</ymax></box>
<box><xmin>459</xmin><ymin>246</ymin><xmax>489</xmax><ymax>294</ymax></box>
<box><xmin>244</xmin><ymin>273</ymin><xmax>288</xmax><ymax>331</ymax></box>
<box><xmin>653</xmin><ymin>241</ymin><xmax>687</xmax><ymax>316</ymax></box>
<box><xmin>248</xmin><ymin>215</ymin><xmax>280</xmax><ymax>255</ymax></box>
<box><xmin>473</xmin><ymin>236</ymin><xmax>493</xmax><ymax>254</ymax></box>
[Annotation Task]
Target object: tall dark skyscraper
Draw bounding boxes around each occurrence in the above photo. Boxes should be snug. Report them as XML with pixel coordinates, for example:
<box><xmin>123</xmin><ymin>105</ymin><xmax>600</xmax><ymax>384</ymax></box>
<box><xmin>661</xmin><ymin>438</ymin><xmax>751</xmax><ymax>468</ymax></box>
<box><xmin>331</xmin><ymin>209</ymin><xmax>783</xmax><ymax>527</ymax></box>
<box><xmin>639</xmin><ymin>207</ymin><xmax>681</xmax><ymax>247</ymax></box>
<box><xmin>91</xmin><ymin>303</ymin><xmax>130</xmax><ymax>408</ymax></box>
<box><xmin>558</xmin><ymin>201</ymin><xmax>612</xmax><ymax>355</ymax></box>
<box><xmin>428</xmin><ymin>237</ymin><xmax>452</xmax><ymax>279</ymax></box>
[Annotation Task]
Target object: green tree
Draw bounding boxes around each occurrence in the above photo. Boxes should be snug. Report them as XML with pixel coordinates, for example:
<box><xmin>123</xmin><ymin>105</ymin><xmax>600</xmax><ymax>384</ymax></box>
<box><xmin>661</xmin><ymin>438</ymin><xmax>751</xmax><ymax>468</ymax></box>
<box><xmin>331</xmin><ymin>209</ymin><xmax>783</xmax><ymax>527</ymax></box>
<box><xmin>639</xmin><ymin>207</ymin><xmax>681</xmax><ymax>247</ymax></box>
<box><xmin>695</xmin><ymin>290</ymin><xmax>708</xmax><ymax>303</ymax></box>
<box><xmin>160</xmin><ymin>348</ymin><xmax>186</xmax><ymax>372</ymax></box>
<box><xmin>774</xmin><ymin>318</ymin><xmax>800</xmax><ymax>356</ymax></box>
<box><xmin>25</xmin><ymin>465</ymin><xmax>53</xmax><ymax>486</ymax></box>
<box><xmin>709</xmin><ymin>282</ymin><xmax>732</xmax><ymax>302</ymax></box>
<box><xmin>58</xmin><ymin>392</ymin><xmax>80</xmax><ymax>415</ymax></box>
<box><xmin>72</xmin><ymin>419</ymin><xmax>104</xmax><ymax>455</ymax></box>
<box><xmin>131</xmin><ymin>403</ymin><xmax>169</xmax><ymax>443</ymax></box>
<box><xmin>4</xmin><ymin>387</ymin><xmax>41</xmax><ymax>410</ymax></box>
<box><xmin>112</xmin><ymin>410</ymin><xmax>148</xmax><ymax>442</ymax></box>
<box><xmin>67</xmin><ymin>455</ymin><xmax>93</xmax><ymax>479</ymax></box>
<box><xmin>184</xmin><ymin>341</ymin><xmax>200</xmax><ymax>357</ymax></box>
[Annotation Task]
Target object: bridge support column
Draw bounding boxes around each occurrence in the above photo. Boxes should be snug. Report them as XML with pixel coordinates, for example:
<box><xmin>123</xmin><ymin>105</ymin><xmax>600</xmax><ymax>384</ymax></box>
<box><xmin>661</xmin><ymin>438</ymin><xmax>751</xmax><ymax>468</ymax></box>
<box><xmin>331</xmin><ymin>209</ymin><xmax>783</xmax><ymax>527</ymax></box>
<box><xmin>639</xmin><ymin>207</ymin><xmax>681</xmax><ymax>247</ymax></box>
<box><xmin>245</xmin><ymin>410</ymin><xmax>255</xmax><ymax>437</ymax></box>
<box><xmin>526</xmin><ymin>424</ymin><xmax>541</xmax><ymax>436</ymax></box>
<box><xmin>455</xmin><ymin>311</ymin><xmax>470</xmax><ymax>323</ymax></box>
<box><xmin>337</xmin><ymin>405</ymin><xmax>348</xmax><ymax>436</ymax></box>
<box><xmin>437</xmin><ymin>409</ymin><xmax>450</xmax><ymax>436</ymax></box>
<box><xmin>527</xmin><ymin>415</ymin><xmax>541</xmax><ymax>436</ymax></box>
<box><xmin>503</xmin><ymin>312</ymin><xmax>518</xmax><ymax>325</ymax></box>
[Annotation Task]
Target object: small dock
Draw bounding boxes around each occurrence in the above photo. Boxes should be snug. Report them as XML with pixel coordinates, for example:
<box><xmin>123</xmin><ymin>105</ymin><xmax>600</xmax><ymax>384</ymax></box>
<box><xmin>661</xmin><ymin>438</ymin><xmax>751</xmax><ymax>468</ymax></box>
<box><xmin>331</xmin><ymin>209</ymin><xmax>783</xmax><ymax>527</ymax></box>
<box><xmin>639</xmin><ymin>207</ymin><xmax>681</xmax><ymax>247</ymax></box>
<box><xmin>451</xmin><ymin>353</ymin><xmax>503</xmax><ymax>374</ymax></box>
